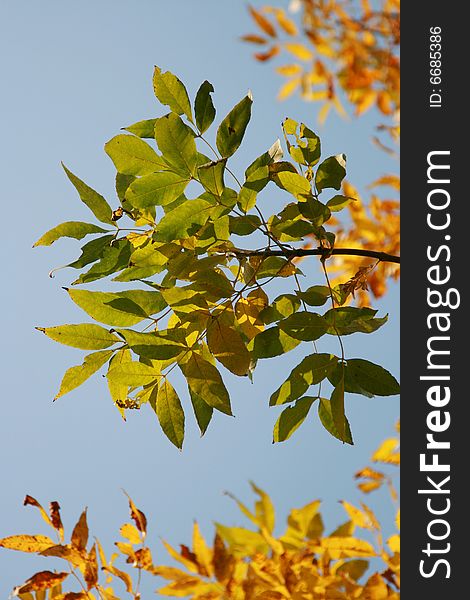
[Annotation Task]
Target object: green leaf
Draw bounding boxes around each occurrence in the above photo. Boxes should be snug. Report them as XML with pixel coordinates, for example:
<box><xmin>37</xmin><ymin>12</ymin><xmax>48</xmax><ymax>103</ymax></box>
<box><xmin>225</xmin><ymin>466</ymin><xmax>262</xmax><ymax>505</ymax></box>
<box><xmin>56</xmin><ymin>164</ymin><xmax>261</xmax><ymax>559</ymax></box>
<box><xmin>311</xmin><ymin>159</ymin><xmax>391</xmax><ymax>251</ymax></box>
<box><xmin>180</xmin><ymin>353</ymin><xmax>232</xmax><ymax>415</ymax></box>
<box><xmin>298</xmin><ymin>197</ymin><xmax>331</xmax><ymax>227</ymax></box>
<box><xmin>153</xmin><ymin>67</ymin><xmax>193</xmax><ymax>123</ymax></box>
<box><xmin>260</xmin><ymin>293</ymin><xmax>300</xmax><ymax>324</ymax></box>
<box><xmin>251</xmin><ymin>326</ymin><xmax>300</xmax><ymax>359</ymax></box>
<box><xmin>67</xmin><ymin>235</ymin><xmax>115</xmax><ymax>270</ymax></box>
<box><xmin>323</xmin><ymin>307</ymin><xmax>388</xmax><ymax>335</ymax></box>
<box><xmin>116</xmin><ymin>173</ymin><xmax>136</xmax><ymax>203</ymax></box>
<box><xmin>270</xmin><ymin>353</ymin><xmax>338</xmax><ymax>406</ymax></box>
<box><xmin>55</xmin><ymin>350</ymin><xmax>113</xmax><ymax>399</ymax></box>
<box><xmin>36</xmin><ymin>324</ymin><xmax>119</xmax><ymax>350</ymax></box>
<box><xmin>318</xmin><ymin>398</ymin><xmax>353</xmax><ymax>445</ymax></box>
<box><xmin>330</xmin><ymin>375</ymin><xmax>346</xmax><ymax>440</ymax></box>
<box><xmin>328</xmin><ymin>359</ymin><xmax>399</xmax><ymax>397</ymax></box>
<box><xmin>72</xmin><ymin>238</ymin><xmax>131</xmax><ymax>284</ymax></box>
<box><xmin>189</xmin><ymin>388</ymin><xmax>213</xmax><ymax>436</ymax></box>
<box><xmin>295</xmin><ymin>285</ymin><xmax>331</xmax><ymax>307</ymax></box>
<box><xmin>124</xmin><ymin>119</ymin><xmax>157</xmax><ymax>139</ymax></box>
<box><xmin>195</xmin><ymin>80</ymin><xmax>216</xmax><ymax>134</ymax></box>
<box><xmin>237</xmin><ymin>140</ymin><xmax>282</xmax><ymax>212</ymax></box>
<box><xmin>273</xmin><ymin>396</ymin><xmax>317</xmax><ymax>442</ymax></box>
<box><xmin>275</xmin><ymin>171</ymin><xmax>311</xmax><ymax>199</ymax></box>
<box><xmin>151</xmin><ymin>379</ymin><xmax>185</xmax><ymax>449</ymax></box>
<box><xmin>207</xmin><ymin>321</ymin><xmax>251</xmax><ymax>376</ymax></box>
<box><xmin>104</xmin><ymin>134</ymin><xmax>167</xmax><ymax>176</ymax></box>
<box><xmin>216</xmin><ymin>95</ymin><xmax>253</xmax><ymax>158</ymax></box>
<box><xmin>125</xmin><ymin>172</ymin><xmax>190</xmax><ymax>208</ymax></box>
<box><xmin>107</xmin><ymin>348</ymin><xmax>132</xmax><ymax>406</ymax></box>
<box><xmin>229</xmin><ymin>215</ymin><xmax>262</xmax><ymax>236</ymax></box>
<box><xmin>291</xmin><ymin>124</ymin><xmax>321</xmax><ymax>166</ymax></box>
<box><xmin>116</xmin><ymin>329</ymin><xmax>186</xmax><ymax>360</ymax></box>
<box><xmin>154</xmin><ymin>113</ymin><xmax>198</xmax><ymax>177</ymax></box>
<box><xmin>67</xmin><ymin>289</ymin><xmax>166</xmax><ymax>327</ymax></box>
<box><xmin>62</xmin><ymin>165</ymin><xmax>114</xmax><ymax>225</ymax></box>
<box><xmin>197</xmin><ymin>159</ymin><xmax>226</xmax><ymax>197</ymax></box>
<box><xmin>278</xmin><ymin>312</ymin><xmax>328</xmax><ymax>341</ymax></box>
<box><xmin>107</xmin><ymin>361</ymin><xmax>160</xmax><ymax>387</ymax></box>
<box><xmin>326</xmin><ymin>195</ymin><xmax>355</xmax><ymax>212</ymax></box>
<box><xmin>33</xmin><ymin>222</ymin><xmax>108</xmax><ymax>247</ymax></box>
<box><xmin>315</xmin><ymin>154</ymin><xmax>346</xmax><ymax>192</ymax></box>
<box><xmin>154</xmin><ymin>198</ymin><xmax>213</xmax><ymax>242</ymax></box>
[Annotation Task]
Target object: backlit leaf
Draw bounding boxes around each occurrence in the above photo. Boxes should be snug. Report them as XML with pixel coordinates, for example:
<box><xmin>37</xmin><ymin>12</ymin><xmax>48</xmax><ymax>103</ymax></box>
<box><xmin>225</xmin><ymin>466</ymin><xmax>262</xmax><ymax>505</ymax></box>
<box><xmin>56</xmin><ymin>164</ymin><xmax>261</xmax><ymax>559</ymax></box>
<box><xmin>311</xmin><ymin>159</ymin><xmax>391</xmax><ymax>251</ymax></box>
<box><xmin>36</xmin><ymin>324</ymin><xmax>119</xmax><ymax>350</ymax></box>
<box><xmin>154</xmin><ymin>198</ymin><xmax>213</xmax><ymax>242</ymax></box>
<box><xmin>67</xmin><ymin>289</ymin><xmax>166</xmax><ymax>327</ymax></box>
<box><xmin>273</xmin><ymin>396</ymin><xmax>317</xmax><ymax>442</ymax></box>
<box><xmin>12</xmin><ymin>572</ymin><xmax>69</xmax><ymax>594</ymax></box>
<box><xmin>116</xmin><ymin>328</ymin><xmax>186</xmax><ymax>360</ymax></box>
<box><xmin>278</xmin><ymin>311</ymin><xmax>328</xmax><ymax>341</ymax></box>
<box><xmin>71</xmin><ymin>509</ymin><xmax>88</xmax><ymax>551</ymax></box>
<box><xmin>151</xmin><ymin>379</ymin><xmax>185</xmax><ymax>449</ymax></box>
<box><xmin>251</xmin><ymin>326</ymin><xmax>300</xmax><ymax>359</ymax></box>
<box><xmin>124</xmin><ymin>118</ymin><xmax>157</xmax><ymax>138</ymax></box>
<box><xmin>207</xmin><ymin>321</ymin><xmax>251</xmax><ymax>376</ymax></box>
<box><xmin>33</xmin><ymin>222</ymin><xmax>108</xmax><ymax>247</ymax></box>
<box><xmin>180</xmin><ymin>353</ymin><xmax>232</xmax><ymax>415</ymax></box>
<box><xmin>55</xmin><ymin>350</ymin><xmax>113</xmax><ymax>400</ymax></box>
<box><xmin>153</xmin><ymin>67</ymin><xmax>193</xmax><ymax>123</ymax></box>
<box><xmin>154</xmin><ymin>112</ymin><xmax>198</xmax><ymax>177</ymax></box>
<box><xmin>107</xmin><ymin>361</ymin><xmax>160</xmax><ymax>387</ymax></box>
<box><xmin>105</xmin><ymin>134</ymin><xmax>167</xmax><ymax>176</ymax></box>
<box><xmin>197</xmin><ymin>159</ymin><xmax>226</xmax><ymax>197</ymax></box>
<box><xmin>318</xmin><ymin>398</ymin><xmax>353</xmax><ymax>445</ymax></box>
<box><xmin>275</xmin><ymin>171</ymin><xmax>311</xmax><ymax>198</ymax></box>
<box><xmin>62</xmin><ymin>165</ymin><xmax>114</xmax><ymax>225</ymax></box>
<box><xmin>125</xmin><ymin>172</ymin><xmax>189</xmax><ymax>208</ymax></box>
<box><xmin>216</xmin><ymin>524</ymin><xmax>269</xmax><ymax>556</ymax></box>
<box><xmin>189</xmin><ymin>388</ymin><xmax>213</xmax><ymax>436</ymax></box>
<box><xmin>270</xmin><ymin>353</ymin><xmax>338</xmax><ymax>405</ymax></box>
<box><xmin>0</xmin><ymin>535</ymin><xmax>55</xmax><ymax>553</ymax></box>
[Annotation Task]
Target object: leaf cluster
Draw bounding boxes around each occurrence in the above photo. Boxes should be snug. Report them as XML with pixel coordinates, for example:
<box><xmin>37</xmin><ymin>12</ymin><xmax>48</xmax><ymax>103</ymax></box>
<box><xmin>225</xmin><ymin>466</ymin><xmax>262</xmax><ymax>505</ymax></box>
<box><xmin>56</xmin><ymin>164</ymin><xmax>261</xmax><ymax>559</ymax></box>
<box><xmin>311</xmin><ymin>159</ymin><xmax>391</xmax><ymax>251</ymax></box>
<box><xmin>34</xmin><ymin>67</ymin><xmax>399</xmax><ymax>448</ymax></box>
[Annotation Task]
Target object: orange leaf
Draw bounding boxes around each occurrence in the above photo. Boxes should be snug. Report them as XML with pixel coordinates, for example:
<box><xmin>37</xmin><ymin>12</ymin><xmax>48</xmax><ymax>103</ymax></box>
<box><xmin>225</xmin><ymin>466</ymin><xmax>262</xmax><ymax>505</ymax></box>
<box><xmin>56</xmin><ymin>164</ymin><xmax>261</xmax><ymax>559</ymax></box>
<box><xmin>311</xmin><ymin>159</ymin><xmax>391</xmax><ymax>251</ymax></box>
<box><xmin>23</xmin><ymin>496</ymin><xmax>54</xmax><ymax>530</ymax></box>
<box><xmin>212</xmin><ymin>534</ymin><xmax>233</xmax><ymax>583</ymax></box>
<box><xmin>248</xmin><ymin>6</ymin><xmax>277</xmax><ymax>37</ymax></box>
<box><xmin>49</xmin><ymin>502</ymin><xmax>64</xmax><ymax>541</ymax></box>
<box><xmin>103</xmin><ymin>565</ymin><xmax>133</xmax><ymax>594</ymax></box>
<box><xmin>71</xmin><ymin>509</ymin><xmax>89</xmax><ymax>551</ymax></box>
<box><xmin>240</xmin><ymin>34</ymin><xmax>267</xmax><ymax>45</ymax></box>
<box><xmin>13</xmin><ymin>571</ymin><xmax>69</xmax><ymax>594</ymax></box>
<box><xmin>255</xmin><ymin>45</ymin><xmax>280</xmax><ymax>62</ymax></box>
<box><xmin>135</xmin><ymin>547</ymin><xmax>154</xmax><ymax>571</ymax></box>
<box><xmin>273</xmin><ymin>9</ymin><xmax>298</xmax><ymax>36</ymax></box>
<box><xmin>126</xmin><ymin>495</ymin><xmax>147</xmax><ymax>537</ymax></box>
<box><xmin>84</xmin><ymin>544</ymin><xmax>99</xmax><ymax>589</ymax></box>
<box><xmin>0</xmin><ymin>535</ymin><xmax>55</xmax><ymax>553</ymax></box>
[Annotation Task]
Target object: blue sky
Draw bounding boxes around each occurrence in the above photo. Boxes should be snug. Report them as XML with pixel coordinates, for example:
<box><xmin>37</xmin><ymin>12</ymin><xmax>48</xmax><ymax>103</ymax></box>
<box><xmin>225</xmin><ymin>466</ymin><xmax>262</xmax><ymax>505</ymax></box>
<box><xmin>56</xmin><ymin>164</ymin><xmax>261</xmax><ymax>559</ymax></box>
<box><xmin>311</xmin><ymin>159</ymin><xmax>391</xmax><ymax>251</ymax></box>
<box><xmin>0</xmin><ymin>1</ymin><xmax>399</xmax><ymax>596</ymax></box>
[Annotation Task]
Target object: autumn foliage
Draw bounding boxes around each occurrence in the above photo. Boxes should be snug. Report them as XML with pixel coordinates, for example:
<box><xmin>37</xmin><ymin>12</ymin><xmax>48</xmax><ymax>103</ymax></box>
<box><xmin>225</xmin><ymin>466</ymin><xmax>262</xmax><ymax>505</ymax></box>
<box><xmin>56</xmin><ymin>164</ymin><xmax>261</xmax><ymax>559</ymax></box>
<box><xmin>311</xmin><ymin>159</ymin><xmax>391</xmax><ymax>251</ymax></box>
<box><xmin>1</xmin><ymin>429</ymin><xmax>400</xmax><ymax>598</ymax></box>
<box><xmin>243</xmin><ymin>1</ymin><xmax>400</xmax><ymax>304</ymax></box>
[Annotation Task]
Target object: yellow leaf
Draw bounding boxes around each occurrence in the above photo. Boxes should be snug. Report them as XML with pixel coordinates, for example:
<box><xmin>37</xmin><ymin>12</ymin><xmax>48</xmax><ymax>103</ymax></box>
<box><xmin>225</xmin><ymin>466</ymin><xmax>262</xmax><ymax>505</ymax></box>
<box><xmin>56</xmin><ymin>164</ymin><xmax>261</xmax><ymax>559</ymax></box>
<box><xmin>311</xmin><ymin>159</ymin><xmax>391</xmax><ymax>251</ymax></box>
<box><xmin>192</xmin><ymin>522</ymin><xmax>213</xmax><ymax>577</ymax></box>
<box><xmin>0</xmin><ymin>535</ymin><xmax>55</xmax><ymax>553</ymax></box>
<box><xmin>152</xmin><ymin>566</ymin><xmax>194</xmax><ymax>580</ymax></box>
<box><xmin>84</xmin><ymin>544</ymin><xmax>99</xmax><ymax>589</ymax></box>
<box><xmin>276</xmin><ymin>64</ymin><xmax>302</xmax><ymax>77</ymax></box>
<box><xmin>271</xmin><ymin>8</ymin><xmax>298</xmax><ymax>35</ymax></box>
<box><xmin>316</xmin><ymin>536</ymin><xmax>376</xmax><ymax>559</ymax></box>
<box><xmin>395</xmin><ymin>509</ymin><xmax>400</xmax><ymax>531</ymax></box>
<box><xmin>102</xmin><ymin>565</ymin><xmax>133</xmax><ymax>594</ymax></box>
<box><xmin>372</xmin><ymin>438</ymin><xmax>400</xmax><ymax>464</ymax></box>
<box><xmin>250</xmin><ymin>482</ymin><xmax>275</xmax><ymax>534</ymax></box>
<box><xmin>284</xmin><ymin>43</ymin><xmax>313</xmax><ymax>61</ymax></box>
<box><xmin>39</xmin><ymin>545</ymin><xmax>87</xmax><ymax>570</ymax></box>
<box><xmin>318</xmin><ymin>102</ymin><xmax>332</xmax><ymax>124</ymax></box>
<box><xmin>119</xmin><ymin>523</ymin><xmax>141</xmax><ymax>545</ymax></box>
<box><xmin>358</xmin><ymin>481</ymin><xmax>382</xmax><ymax>494</ymax></box>
<box><xmin>360</xmin><ymin>573</ymin><xmax>389</xmax><ymax>599</ymax></box>
<box><xmin>387</xmin><ymin>534</ymin><xmax>400</xmax><ymax>554</ymax></box>
<box><xmin>12</xmin><ymin>572</ymin><xmax>69</xmax><ymax>595</ymax></box>
<box><xmin>278</xmin><ymin>77</ymin><xmax>301</xmax><ymax>101</ymax></box>
<box><xmin>340</xmin><ymin>501</ymin><xmax>370</xmax><ymax>529</ymax></box>
<box><xmin>161</xmin><ymin>539</ymin><xmax>199</xmax><ymax>573</ymax></box>
<box><xmin>23</xmin><ymin>496</ymin><xmax>54</xmax><ymax>530</ymax></box>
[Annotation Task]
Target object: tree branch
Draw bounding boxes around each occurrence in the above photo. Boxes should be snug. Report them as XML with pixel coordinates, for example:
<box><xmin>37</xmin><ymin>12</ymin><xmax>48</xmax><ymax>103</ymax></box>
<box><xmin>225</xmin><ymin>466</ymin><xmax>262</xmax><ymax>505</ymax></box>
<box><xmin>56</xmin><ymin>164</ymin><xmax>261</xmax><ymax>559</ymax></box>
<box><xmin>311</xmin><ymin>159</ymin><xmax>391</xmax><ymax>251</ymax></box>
<box><xmin>232</xmin><ymin>247</ymin><xmax>400</xmax><ymax>264</ymax></box>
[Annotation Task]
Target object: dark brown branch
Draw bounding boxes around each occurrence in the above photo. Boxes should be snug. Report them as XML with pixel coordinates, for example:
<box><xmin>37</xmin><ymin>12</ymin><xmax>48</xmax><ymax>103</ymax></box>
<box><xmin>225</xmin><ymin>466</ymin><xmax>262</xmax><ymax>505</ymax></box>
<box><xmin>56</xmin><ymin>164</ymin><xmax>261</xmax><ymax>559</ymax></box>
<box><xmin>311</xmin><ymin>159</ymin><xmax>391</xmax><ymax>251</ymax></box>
<box><xmin>232</xmin><ymin>247</ymin><xmax>400</xmax><ymax>264</ymax></box>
